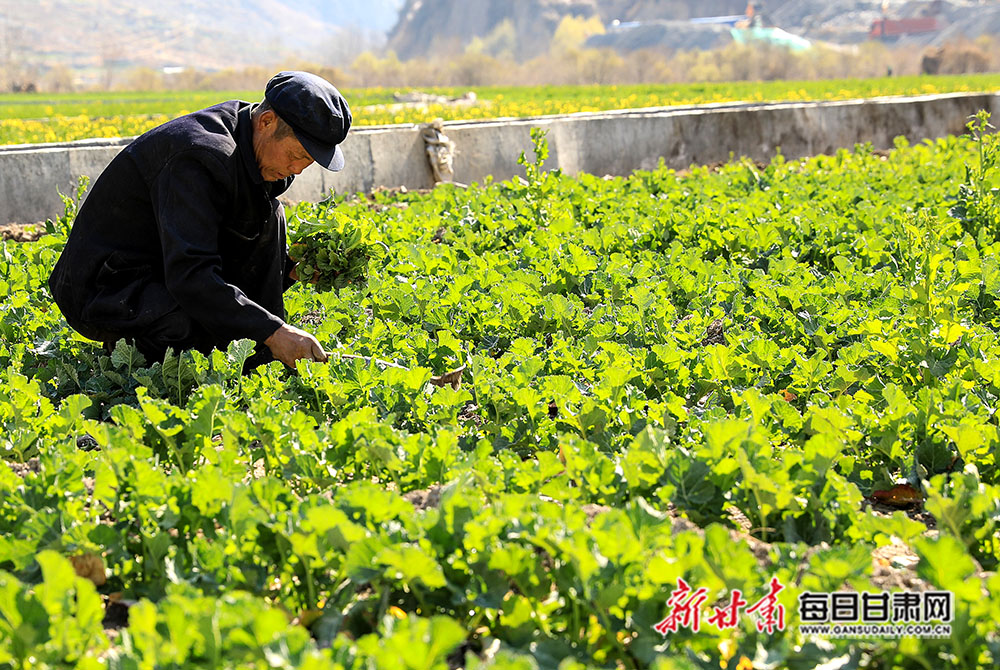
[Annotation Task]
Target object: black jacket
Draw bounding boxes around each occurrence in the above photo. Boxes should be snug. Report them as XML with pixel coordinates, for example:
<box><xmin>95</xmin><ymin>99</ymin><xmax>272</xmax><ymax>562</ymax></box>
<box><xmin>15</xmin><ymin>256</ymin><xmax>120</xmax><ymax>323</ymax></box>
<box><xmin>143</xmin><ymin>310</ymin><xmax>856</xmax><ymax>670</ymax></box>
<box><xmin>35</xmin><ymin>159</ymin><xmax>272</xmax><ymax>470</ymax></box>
<box><xmin>49</xmin><ymin>101</ymin><xmax>296</xmax><ymax>347</ymax></box>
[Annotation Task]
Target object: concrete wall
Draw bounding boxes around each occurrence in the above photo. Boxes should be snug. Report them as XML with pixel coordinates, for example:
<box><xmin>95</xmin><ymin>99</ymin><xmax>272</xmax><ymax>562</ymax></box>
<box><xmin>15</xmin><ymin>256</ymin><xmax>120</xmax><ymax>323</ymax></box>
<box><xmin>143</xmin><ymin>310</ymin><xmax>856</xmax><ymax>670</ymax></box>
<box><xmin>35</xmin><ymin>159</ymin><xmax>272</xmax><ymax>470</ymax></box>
<box><xmin>2</xmin><ymin>92</ymin><xmax>997</xmax><ymax>225</ymax></box>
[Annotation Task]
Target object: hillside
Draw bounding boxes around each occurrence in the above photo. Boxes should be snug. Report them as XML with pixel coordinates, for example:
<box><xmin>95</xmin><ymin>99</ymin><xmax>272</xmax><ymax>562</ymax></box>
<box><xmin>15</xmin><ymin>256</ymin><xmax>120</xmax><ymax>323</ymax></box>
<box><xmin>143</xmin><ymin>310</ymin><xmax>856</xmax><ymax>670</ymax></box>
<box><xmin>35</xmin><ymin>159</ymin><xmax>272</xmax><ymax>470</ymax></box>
<box><xmin>386</xmin><ymin>0</ymin><xmax>744</xmax><ymax>60</ymax></box>
<box><xmin>386</xmin><ymin>0</ymin><xmax>1000</xmax><ymax>59</ymax></box>
<box><xmin>0</xmin><ymin>0</ymin><xmax>404</xmax><ymax>76</ymax></box>
<box><xmin>4</xmin><ymin>0</ymin><xmax>999</xmax><ymax>88</ymax></box>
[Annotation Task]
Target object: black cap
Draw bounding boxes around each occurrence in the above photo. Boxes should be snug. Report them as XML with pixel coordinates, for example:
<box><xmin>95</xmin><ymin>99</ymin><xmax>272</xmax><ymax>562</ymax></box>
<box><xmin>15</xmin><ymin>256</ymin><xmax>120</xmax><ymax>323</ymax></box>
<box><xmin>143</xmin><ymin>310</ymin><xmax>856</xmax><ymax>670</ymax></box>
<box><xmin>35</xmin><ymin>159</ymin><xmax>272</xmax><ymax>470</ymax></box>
<box><xmin>264</xmin><ymin>71</ymin><xmax>352</xmax><ymax>172</ymax></box>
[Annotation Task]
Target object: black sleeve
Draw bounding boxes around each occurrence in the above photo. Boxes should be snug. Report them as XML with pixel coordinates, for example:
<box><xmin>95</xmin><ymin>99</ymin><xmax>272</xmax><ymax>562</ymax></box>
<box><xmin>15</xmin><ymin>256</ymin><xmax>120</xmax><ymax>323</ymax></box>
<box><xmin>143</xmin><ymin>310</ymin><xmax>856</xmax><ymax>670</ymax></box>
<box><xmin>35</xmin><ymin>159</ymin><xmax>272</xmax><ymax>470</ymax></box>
<box><xmin>151</xmin><ymin>150</ymin><xmax>285</xmax><ymax>344</ymax></box>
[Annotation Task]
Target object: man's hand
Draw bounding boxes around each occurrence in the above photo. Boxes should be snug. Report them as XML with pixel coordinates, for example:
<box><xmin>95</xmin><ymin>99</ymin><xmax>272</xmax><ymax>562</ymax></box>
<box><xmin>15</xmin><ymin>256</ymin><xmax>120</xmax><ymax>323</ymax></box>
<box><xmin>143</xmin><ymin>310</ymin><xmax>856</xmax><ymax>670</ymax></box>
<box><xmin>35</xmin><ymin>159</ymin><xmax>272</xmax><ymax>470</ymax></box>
<box><xmin>264</xmin><ymin>323</ymin><xmax>328</xmax><ymax>368</ymax></box>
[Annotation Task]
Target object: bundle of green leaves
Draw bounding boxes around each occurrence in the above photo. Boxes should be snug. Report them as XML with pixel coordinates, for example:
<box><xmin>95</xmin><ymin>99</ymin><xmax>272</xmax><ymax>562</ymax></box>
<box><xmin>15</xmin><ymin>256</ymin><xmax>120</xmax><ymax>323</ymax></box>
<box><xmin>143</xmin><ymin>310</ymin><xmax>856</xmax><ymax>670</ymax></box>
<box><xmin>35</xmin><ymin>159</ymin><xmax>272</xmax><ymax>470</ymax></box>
<box><xmin>288</xmin><ymin>216</ymin><xmax>375</xmax><ymax>292</ymax></box>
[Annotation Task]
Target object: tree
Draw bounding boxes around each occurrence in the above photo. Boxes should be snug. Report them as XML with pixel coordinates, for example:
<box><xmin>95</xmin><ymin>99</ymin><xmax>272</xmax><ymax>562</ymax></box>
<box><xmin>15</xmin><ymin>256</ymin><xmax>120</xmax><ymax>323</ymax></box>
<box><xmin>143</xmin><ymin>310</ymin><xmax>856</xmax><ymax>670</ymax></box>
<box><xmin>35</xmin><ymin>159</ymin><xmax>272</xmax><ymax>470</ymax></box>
<box><xmin>577</xmin><ymin>48</ymin><xmax>624</xmax><ymax>85</ymax></box>
<box><xmin>467</xmin><ymin>20</ymin><xmax>517</xmax><ymax>60</ymax></box>
<box><xmin>350</xmin><ymin>51</ymin><xmax>381</xmax><ymax>88</ymax></box>
<box><xmin>43</xmin><ymin>65</ymin><xmax>76</xmax><ymax>93</ymax></box>
<box><xmin>449</xmin><ymin>52</ymin><xmax>500</xmax><ymax>86</ymax></box>
<box><xmin>124</xmin><ymin>67</ymin><xmax>163</xmax><ymax>92</ymax></box>
<box><xmin>551</xmin><ymin>15</ymin><xmax>605</xmax><ymax>56</ymax></box>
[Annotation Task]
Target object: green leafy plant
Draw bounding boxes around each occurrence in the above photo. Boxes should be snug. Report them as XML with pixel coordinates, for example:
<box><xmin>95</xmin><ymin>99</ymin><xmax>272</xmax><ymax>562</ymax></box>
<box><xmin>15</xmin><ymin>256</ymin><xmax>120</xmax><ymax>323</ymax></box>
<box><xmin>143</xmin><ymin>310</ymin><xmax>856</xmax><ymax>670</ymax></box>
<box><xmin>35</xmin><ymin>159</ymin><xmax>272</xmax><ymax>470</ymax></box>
<box><xmin>288</xmin><ymin>205</ymin><xmax>382</xmax><ymax>292</ymax></box>
<box><xmin>950</xmin><ymin>110</ymin><xmax>999</xmax><ymax>237</ymax></box>
<box><xmin>2</xmin><ymin>122</ymin><xmax>1000</xmax><ymax>668</ymax></box>
<box><xmin>44</xmin><ymin>175</ymin><xmax>89</xmax><ymax>238</ymax></box>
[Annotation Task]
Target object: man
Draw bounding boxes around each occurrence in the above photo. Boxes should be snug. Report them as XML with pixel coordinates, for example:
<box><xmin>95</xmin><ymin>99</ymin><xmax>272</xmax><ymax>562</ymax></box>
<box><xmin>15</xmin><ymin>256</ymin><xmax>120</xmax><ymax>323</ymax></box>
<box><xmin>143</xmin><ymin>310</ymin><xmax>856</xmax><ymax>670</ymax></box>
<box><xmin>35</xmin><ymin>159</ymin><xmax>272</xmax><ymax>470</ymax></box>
<box><xmin>49</xmin><ymin>71</ymin><xmax>351</xmax><ymax>370</ymax></box>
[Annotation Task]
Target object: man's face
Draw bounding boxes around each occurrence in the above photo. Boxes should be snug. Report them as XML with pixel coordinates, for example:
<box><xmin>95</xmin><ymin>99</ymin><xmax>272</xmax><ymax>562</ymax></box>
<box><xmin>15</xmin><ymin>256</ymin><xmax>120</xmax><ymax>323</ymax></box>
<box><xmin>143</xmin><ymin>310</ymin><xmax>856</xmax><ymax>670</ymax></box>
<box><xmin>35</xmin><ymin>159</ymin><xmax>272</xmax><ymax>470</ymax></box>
<box><xmin>253</xmin><ymin>111</ymin><xmax>315</xmax><ymax>182</ymax></box>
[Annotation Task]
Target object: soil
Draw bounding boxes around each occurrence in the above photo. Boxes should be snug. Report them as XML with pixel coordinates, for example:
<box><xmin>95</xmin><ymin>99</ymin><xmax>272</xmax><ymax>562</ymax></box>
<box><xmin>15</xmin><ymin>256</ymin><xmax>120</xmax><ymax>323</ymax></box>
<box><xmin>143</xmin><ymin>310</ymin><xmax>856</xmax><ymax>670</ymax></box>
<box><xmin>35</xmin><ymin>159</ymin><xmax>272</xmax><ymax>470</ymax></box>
<box><xmin>700</xmin><ymin>318</ymin><xmax>727</xmax><ymax>346</ymax></box>
<box><xmin>0</xmin><ymin>222</ymin><xmax>47</xmax><ymax>242</ymax></box>
<box><xmin>299</xmin><ymin>309</ymin><xmax>326</xmax><ymax>327</ymax></box>
<box><xmin>7</xmin><ymin>458</ymin><xmax>41</xmax><ymax>477</ymax></box>
<box><xmin>403</xmin><ymin>484</ymin><xmax>443</xmax><ymax>511</ymax></box>
<box><xmin>862</xmin><ymin>499</ymin><xmax>937</xmax><ymax>530</ymax></box>
<box><xmin>457</xmin><ymin>403</ymin><xmax>486</xmax><ymax>427</ymax></box>
<box><xmin>582</xmin><ymin>503</ymin><xmax>611</xmax><ymax>523</ymax></box>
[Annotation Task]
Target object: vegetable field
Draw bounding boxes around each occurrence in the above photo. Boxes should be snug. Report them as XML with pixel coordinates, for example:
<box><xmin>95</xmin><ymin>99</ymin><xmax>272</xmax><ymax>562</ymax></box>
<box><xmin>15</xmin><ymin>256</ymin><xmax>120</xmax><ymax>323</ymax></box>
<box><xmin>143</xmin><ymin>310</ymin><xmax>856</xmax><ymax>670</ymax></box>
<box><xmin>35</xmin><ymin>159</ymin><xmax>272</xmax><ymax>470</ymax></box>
<box><xmin>2</xmin><ymin>116</ymin><xmax>1000</xmax><ymax>669</ymax></box>
<box><xmin>2</xmin><ymin>73</ymin><xmax>999</xmax><ymax>145</ymax></box>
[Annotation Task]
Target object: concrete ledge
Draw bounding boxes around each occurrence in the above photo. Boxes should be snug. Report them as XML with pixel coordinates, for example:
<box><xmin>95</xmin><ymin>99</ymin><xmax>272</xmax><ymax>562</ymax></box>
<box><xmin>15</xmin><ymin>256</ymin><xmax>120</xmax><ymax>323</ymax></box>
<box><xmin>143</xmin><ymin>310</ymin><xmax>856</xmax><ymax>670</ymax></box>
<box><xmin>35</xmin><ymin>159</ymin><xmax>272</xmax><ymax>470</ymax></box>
<box><xmin>1</xmin><ymin>92</ymin><xmax>996</xmax><ymax>224</ymax></box>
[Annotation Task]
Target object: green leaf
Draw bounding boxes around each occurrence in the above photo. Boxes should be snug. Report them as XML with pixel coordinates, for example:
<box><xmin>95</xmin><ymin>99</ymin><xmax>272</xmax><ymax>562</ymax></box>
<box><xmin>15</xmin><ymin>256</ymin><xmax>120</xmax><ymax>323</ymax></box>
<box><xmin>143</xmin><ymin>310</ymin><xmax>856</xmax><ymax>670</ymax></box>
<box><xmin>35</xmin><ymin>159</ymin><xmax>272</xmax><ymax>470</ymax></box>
<box><xmin>111</xmin><ymin>338</ymin><xmax>146</xmax><ymax>371</ymax></box>
<box><xmin>226</xmin><ymin>338</ymin><xmax>256</xmax><ymax>371</ymax></box>
<box><xmin>883</xmin><ymin>383</ymin><xmax>915</xmax><ymax>420</ymax></box>
<box><xmin>915</xmin><ymin>534</ymin><xmax>980</xmax><ymax>600</ymax></box>
<box><xmin>377</xmin><ymin>543</ymin><xmax>447</xmax><ymax>589</ymax></box>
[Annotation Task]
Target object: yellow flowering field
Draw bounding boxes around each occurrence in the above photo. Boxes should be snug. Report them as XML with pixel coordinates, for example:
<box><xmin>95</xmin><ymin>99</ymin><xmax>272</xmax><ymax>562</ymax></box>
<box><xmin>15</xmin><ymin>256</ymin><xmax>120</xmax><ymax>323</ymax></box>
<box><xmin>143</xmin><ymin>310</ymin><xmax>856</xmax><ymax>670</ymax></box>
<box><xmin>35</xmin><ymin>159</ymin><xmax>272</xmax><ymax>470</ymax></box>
<box><xmin>2</xmin><ymin>74</ymin><xmax>998</xmax><ymax>145</ymax></box>
<box><xmin>1</xmin><ymin>114</ymin><xmax>179</xmax><ymax>145</ymax></box>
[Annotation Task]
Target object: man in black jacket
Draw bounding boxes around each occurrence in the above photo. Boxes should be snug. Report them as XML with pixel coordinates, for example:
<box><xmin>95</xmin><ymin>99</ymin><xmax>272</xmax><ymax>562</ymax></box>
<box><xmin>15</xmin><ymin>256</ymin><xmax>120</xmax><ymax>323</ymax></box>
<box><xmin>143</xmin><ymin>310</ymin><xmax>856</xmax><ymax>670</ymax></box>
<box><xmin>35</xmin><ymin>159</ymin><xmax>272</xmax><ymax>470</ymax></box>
<box><xmin>49</xmin><ymin>71</ymin><xmax>351</xmax><ymax>369</ymax></box>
